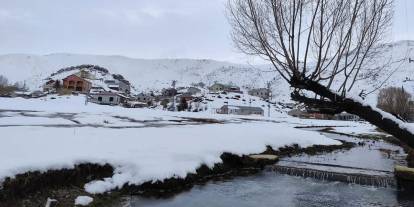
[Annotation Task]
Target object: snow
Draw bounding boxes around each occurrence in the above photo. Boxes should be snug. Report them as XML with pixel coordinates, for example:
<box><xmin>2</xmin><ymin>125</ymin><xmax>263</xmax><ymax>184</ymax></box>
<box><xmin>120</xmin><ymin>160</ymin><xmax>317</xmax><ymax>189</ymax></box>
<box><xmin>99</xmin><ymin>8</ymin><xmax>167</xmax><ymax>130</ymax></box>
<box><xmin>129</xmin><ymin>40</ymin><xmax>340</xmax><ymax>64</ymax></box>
<box><xmin>0</xmin><ymin>122</ymin><xmax>340</xmax><ymax>194</ymax></box>
<box><xmin>331</xmin><ymin>124</ymin><xmax>383</xmax><ymax>135</ymax></box>
<box><xmin>0</xmin><ymin>116</ymin><xmax>72</xmax><ymax>126</ymax></box>
<box><xmin>74</xmin><ymin>196</ymin><xmax>93</xmax><ymax>206</ymax></box>
<box><xmin>1</xmin><ymin>40</ymin><xmax>413</xmax><ymax>105</ymax></box>
<box><xmin>0</xmin><ymin>53</ymin><xmax>290</xmax><ymax>101</ymax></box>
<box><xmin>0</xmin><ymin>96</ymin><xmax>342</xmax><ymax>194</ymax></box>
<box><xmin>347</xmin><ymin>94</ymin><xmax>414</xmax><ymax>135</ymax></box>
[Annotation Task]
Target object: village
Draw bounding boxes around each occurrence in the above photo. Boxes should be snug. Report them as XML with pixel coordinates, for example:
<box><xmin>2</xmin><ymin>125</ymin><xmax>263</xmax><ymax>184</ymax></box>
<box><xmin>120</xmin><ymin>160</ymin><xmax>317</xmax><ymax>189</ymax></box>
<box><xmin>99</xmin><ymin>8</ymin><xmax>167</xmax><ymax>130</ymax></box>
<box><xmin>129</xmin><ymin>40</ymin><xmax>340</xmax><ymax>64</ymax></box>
<box><xmin>0</xmin><ymin>64</ymin><xmax>371</xmax><ymax>122</ymax></box>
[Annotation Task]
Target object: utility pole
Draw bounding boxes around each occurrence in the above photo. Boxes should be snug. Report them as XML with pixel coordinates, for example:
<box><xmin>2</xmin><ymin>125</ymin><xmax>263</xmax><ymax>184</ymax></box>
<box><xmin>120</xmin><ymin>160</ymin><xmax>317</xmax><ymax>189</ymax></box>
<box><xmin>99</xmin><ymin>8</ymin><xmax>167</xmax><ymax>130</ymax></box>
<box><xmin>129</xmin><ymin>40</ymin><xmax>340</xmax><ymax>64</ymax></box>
<box><xmin>267</xmin><ymin>81</ymin><xmax>271</xmax><ymax>117</ymax></box>
<box><xmin>172</xmin><ymin>80</ymin><xmax>177</xmax><ymax>111</ymax></box>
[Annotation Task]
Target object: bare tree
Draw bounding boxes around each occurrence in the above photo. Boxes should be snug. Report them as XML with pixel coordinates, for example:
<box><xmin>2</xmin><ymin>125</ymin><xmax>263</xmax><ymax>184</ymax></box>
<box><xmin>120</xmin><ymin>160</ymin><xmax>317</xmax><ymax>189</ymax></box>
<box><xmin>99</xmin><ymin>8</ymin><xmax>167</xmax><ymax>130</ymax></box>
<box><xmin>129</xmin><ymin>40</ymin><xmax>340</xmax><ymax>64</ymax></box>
<box><xmin>0</xmin><ymin>75</ymin><xmax>8</xmax><ymax>87</ymax></box>
<box><xmin>227</xmin><ymin>0</ymin><xmax>414</xmax><ymax>148</ymax></box>
<box><xmin>377</xmin><ymin>87</ymin><xmax>413</xmax><ymax>121</ymax></box>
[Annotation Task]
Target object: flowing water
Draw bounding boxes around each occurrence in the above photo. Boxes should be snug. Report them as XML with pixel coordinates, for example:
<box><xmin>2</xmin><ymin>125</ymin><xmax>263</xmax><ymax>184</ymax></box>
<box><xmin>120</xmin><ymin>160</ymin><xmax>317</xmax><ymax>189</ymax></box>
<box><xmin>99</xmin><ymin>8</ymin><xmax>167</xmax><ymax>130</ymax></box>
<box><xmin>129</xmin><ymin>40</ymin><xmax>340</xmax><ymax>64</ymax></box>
<box><xmin>117</xmin><ymin>132</ymin><xmax>414</xmax><ymax>207</ymax></box>
<box><xmin>269</xmin><ymin>132</ymin><xmax>407</xmax><ymax>189</ymax></box>
<box><xmin>123</xmin><ymin>173</ymin><xmax>414</xmax><ymax>207</ymax></box>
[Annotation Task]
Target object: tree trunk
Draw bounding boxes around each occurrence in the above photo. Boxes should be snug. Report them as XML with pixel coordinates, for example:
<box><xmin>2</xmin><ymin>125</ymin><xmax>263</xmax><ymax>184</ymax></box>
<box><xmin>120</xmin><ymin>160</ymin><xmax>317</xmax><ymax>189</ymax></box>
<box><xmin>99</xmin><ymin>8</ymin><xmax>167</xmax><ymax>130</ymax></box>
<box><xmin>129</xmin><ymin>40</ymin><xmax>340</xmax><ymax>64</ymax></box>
<box><xmin>290</xmin><ymin>77</ymin><xmax>414</xmax><ymax>149</ymax></box>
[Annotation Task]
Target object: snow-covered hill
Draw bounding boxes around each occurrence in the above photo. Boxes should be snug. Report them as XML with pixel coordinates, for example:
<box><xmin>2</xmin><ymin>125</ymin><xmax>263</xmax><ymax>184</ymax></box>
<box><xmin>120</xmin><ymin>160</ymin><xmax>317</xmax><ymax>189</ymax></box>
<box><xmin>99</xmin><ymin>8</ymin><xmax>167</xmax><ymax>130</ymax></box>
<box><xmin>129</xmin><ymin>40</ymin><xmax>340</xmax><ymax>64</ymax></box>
<box><xmin>0</xmin><ymin>53</ymin><xmax>279</xmax><ymax>90</ymax></box>
<box><xmin>328</xmin><ymin>40</ymin><xmax>414</xmax><ymax>104</ymax></box>
<box><xmin>0</xmin><ymin>40</ymin><xmax>414</xmax><ymax>104</ymax></box>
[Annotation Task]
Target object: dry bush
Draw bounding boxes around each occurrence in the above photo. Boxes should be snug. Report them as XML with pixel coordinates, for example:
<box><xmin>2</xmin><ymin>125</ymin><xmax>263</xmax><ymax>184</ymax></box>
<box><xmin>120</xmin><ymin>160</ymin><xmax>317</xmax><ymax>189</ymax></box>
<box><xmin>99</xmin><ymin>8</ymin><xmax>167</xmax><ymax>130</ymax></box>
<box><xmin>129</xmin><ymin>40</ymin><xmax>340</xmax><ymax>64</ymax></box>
<box><xmin>0</xmin><ymin>86</ymin><xmax>17</xmax><ymax>95</ymax></box>
<box><xmin>57</xmin><ymin>88</ymin><xmax>73</xmax><ymax>95</ymax></box>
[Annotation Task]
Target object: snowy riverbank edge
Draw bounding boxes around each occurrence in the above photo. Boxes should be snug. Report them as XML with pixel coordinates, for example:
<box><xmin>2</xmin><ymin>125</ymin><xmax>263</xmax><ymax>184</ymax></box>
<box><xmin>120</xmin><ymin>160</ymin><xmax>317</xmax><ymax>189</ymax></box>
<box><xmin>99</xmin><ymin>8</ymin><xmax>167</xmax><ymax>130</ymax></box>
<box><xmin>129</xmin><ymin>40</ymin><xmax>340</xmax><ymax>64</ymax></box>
<box><xmin>0</xmin><ymin>141</ymin><xmax>352</xmax><ymax>207</ymax></box>
<box><xmin>0</xmin><ymin>122</ymin><xmax>341</xmax><ymax>195</ymax></box>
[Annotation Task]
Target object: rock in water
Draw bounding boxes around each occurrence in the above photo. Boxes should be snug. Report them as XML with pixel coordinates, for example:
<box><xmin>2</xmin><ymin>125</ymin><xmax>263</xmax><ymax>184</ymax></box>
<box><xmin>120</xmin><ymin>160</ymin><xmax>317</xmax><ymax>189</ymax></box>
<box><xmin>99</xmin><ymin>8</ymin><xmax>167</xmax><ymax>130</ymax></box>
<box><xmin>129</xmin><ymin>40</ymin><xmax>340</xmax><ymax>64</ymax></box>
<box><xmin>44</xmin><ymin>198</ymin><xmax>57</xmax><ymax>207</ymax></box>
<box><xmin>74</xmin><ymin>196</ymin><xmax>94</xmax><ymax>206</ymax></box>
<box><xmin>395</xmin><ymin>165</ymin><xmax>414</xmax><ymax>181</ymax></box>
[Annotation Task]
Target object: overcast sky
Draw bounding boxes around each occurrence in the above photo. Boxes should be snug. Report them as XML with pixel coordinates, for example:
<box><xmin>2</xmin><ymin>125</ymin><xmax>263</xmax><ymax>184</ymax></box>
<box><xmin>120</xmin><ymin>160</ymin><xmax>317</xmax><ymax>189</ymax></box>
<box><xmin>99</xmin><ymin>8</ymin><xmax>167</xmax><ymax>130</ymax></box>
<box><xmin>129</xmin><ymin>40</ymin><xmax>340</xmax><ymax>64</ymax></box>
<box><xmin>0</xmin><ymin>0</ymin><xmax>413</xmax><ymax>63</ymax></box>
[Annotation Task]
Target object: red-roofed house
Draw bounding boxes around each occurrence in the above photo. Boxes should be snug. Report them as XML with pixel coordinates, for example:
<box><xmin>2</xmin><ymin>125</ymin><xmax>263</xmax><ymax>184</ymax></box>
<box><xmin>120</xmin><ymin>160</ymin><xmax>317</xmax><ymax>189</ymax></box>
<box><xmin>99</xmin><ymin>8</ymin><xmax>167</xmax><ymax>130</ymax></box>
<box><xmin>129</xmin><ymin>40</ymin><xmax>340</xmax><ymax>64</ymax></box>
<box><xmin>62</xmin><ymin>74</ymin><xmax>92</xmax><ymax>93</ymax></box>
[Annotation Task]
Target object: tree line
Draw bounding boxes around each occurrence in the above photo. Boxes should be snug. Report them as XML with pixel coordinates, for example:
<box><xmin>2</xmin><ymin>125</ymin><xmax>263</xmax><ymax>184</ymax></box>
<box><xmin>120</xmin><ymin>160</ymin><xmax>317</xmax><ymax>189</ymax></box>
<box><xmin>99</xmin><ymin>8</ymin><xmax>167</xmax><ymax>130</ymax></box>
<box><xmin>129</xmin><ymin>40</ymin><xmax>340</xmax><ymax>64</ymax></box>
<box><xmin>0</xmin><ymin>75</ymin><xmax>28</xmax><ymax>95</ymax></box>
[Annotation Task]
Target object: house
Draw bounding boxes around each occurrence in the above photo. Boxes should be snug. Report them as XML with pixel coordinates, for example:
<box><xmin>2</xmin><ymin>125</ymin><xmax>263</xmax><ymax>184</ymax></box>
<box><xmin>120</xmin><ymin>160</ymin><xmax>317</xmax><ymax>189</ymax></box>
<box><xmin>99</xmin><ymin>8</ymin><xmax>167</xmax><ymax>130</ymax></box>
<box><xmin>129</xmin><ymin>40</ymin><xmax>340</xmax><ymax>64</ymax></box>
<box><xmin>191</xmin><ymin>82</ymin><xmax>206</xmax><ymax>88</ymax></box>
<box><xmin>224</xmin><ymin>86</ymin><xmax>242</xmax><ymax>93</ymax></box>
<box><xmin>75</xmin><ymin>70</ymin><xmax>95</xmax><ymax>80</ymax></box>
<box><xmin>125</xmin><ymin>100</ymin><xmax>148</xmax><ymax>108</ymax></box>
<box><xmin>288</xmin><ymin>109</ymin><xmax>333</xmax><ymax>120</ymax></box>
<box><xmin>209</xmin><ymin>83</ymin><xmax>226</xmax><ymax>93</ymax></box>
<box><xmin>177</xmin><ymin>87</ymin><xmax>201</xmax><ymax>97</ymax></box>
<box><xmin>176</xmin><ymin>93</ymin><xmax>195</xmax><ymax>102</ymax></box>
<box><xmin>62</xmin><ymin>74</ymin><xmax>92</xmax><ymax>93</ymax></box>
<box><xmin>334</xmin><ymin>112</ymin><xmax>361</xmax><ymax>121</ymax></box>
<box><xmin>209</xmin><ymin>83</ymin><xmax>241</xmax><ymax>93</ymax></box>
<box><xmin>30</xmin><ymin>90</ymin><xmax>45</xmax><ymax>98</ymax></box>
<box><xmin>9</xmin><ymin>90</ymin><xmax>30</xmax><ymax>98</ymax></box>
<box><xmin>104</xmin><ymin>79</ymin><xmax>130</xmax><ymax>94</ymax></box>
<box><xmin>90</xmin><ymin>86</ymin><xmax>106</xmax><ymax>93</ymax></box>
<box><xmin>288</xmin><ymin>109</ymin><xmax>307</xmax><ymax>118</ymax></box>
<box><xmin>307</xmin><ymin>112</ymin><xmax>333</xmax><ymax>120</ymax></box>
<box><xmin>135</xmin><ymin>93</ymin><xmax>154</xmax><ymax>103</ymax></box>
<box><xmin>161</xmin><ymin>88</ymin><xmax>177</xmax><ymax>97</ymax></box>
<box><xmin>88</xmin><ymin>92</ymin><xmax>126</xmax><ymax>105</ymax></box>
<box><xmin>248</xmin><ymin>88</ymin><xmax>269</xmax><ymax>100</ymax></box>
<box><xmin>218</xmin><ymin>105</ymin><xmax>264</xmax><ymax>116</ymax></box>
<box><xmin>187</xmin><ymin>87</ymin><xmax>201</xmax><ymax>95</ymax></box>
<box><xmin>43</xmin><ymin>80</ymin><xmax>58</xmax><ymax>92</ymax></box>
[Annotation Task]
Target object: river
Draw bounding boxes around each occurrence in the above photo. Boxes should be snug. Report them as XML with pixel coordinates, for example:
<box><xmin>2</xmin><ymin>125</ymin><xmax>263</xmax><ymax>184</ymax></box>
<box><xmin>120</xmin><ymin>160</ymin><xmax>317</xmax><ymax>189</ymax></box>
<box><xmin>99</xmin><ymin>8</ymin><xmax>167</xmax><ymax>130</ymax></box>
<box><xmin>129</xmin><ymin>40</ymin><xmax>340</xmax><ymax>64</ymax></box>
<box><xmin>118</xmin><ymin>132</ymin><xmax>414</xmax><ymax>207</ymax></box>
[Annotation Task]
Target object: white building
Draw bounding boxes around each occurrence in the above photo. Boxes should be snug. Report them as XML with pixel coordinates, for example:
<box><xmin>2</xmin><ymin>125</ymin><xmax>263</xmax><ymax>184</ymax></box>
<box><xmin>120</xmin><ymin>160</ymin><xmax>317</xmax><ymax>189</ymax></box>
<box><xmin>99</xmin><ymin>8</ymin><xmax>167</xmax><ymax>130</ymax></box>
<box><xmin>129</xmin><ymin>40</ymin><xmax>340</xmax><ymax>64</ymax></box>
<box><xmin>218</xmin><ymin>105</ymin><xmax>264</xmax><ymax>116</ymax></box>
<box><xmin>89</xmin><ymin>92</ymin><xmax>127</xmax><ymax>105</ymax></box>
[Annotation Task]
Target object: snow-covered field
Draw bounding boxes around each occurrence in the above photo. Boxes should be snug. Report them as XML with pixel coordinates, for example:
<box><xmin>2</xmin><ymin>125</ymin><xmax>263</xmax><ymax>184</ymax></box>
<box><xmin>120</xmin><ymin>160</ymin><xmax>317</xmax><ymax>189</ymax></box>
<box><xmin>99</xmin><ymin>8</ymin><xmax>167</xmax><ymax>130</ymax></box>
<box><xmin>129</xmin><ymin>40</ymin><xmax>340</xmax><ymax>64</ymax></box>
<box><xmin>0</xmin><ymin>95</ymin><xmax>382</xmax><ymax>194</ymax></box>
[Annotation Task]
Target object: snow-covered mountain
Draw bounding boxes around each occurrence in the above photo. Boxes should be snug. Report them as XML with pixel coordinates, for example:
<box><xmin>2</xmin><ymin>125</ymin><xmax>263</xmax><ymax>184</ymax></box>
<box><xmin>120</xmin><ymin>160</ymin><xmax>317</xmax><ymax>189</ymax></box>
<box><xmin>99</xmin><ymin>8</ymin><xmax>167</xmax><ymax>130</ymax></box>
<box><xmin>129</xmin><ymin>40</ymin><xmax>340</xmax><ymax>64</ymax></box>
<box><xmin>0</xmin><ymin>53</ymin><xmax>282</xmax><ymax>93</ymax></box>
<box><xmin>342</xmin><ymin>40</ymin><xmax>414</xmax><ymax>104</ymax></box>
<box><xmin>0</xmin><ymin>40</ymin><xmax>413</xmax><ymax>104</ymax></box>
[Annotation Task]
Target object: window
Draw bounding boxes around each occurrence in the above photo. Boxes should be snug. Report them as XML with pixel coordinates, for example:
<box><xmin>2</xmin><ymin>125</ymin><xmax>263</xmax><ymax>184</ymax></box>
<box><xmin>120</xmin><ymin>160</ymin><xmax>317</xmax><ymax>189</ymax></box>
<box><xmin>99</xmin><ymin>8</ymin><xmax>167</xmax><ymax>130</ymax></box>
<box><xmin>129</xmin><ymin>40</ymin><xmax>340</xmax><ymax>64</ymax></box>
<box><xmin>109</xmin><ymin>97</ymin><xmax>114</xmax><ymax>102</ymax></box>
<box><xmin>98</xmin><ymin>97</ymin><xmax>102</xmax><ymax>102</ymax></box>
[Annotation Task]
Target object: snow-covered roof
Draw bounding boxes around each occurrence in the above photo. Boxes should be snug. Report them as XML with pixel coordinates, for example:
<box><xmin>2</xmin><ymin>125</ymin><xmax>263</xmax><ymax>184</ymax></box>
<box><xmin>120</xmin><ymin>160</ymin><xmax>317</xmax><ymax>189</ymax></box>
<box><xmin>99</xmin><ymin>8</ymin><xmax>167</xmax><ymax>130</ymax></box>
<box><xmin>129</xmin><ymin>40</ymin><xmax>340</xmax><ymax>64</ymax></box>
<box><xmin>223</xmin><ymin>105</ymin><xmax>264</xmax><ymax>112</ymax></box>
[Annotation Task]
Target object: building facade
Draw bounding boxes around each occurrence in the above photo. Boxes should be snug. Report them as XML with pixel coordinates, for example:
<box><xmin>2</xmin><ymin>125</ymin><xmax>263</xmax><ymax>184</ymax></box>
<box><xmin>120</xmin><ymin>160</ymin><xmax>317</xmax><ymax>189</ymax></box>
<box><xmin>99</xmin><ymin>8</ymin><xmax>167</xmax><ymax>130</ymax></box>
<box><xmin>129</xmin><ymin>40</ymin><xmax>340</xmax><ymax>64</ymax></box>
<box><xmin>209</xmin><ymin>83</ymin><xmax>226</xmax><ymax>93</ymax></box>
<box><xmin>248</xmin><ymin>88</ymin><xmax>270</xmax><ymax>100</ymax></box>
<box><xmin>334</xmin><ymin>112</ymin><xmax>361</xmax><ymax>121</ymax></box>
<box><xmin>62</xmin><ymin>75</ymin><xmax>92</xmax><ymax>93</ymax></box>
<box><xmin>161</xmin><ymin>88</ymin><xmax>177</xmax><ymax>97</ymax></box>
<box><xmin>186</xmin><ymin>87</ymin><xmax>201</xmax><ymax>95</ymax></box>
<box><xmin>104</xmin><ymin>79</ymin><xmax>130</xmax><ymax>94</ymax></box>
<box><xmin>135</xmin><ymin>93</ymin><xmax>154</xmax><ymax>102</ymax></box>
<box><xmin>89</xmin><ymin>92</ymin><xmax>126</xmax><ymax>105</ymax></box>
<box><xmin>209</xmin><ymin>83</ymin><xmax>241</xmax><ymax>93</ymax></box>
<box><xmin>218</xmin><ymin>105</ymin><xmax>264</xmax><ymax>116</ymax></box>
<box><xmin>43</xmin><ymin>80</ymin><xmax>58</xmax><ymax>92</ymax></box>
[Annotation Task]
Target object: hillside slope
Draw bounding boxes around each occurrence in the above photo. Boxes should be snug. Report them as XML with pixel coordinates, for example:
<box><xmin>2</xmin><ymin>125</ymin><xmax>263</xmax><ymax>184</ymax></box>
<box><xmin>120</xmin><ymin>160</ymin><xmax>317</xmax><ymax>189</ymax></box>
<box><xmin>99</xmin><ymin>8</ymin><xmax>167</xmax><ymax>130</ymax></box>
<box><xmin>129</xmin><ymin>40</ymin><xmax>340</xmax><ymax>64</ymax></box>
<box><xmin>0</xmin><ymin>40</ymin><xmax>413</xmax><ymax>104</ymax></box>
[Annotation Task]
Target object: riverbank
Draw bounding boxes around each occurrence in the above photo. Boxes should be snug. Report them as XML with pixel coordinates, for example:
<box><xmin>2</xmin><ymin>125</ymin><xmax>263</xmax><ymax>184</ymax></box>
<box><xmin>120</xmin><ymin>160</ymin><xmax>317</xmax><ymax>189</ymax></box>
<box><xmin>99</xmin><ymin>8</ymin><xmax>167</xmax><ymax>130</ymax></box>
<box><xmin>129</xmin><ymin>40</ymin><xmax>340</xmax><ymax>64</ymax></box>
<box><xmin>0</xmin><ymin>141</ymin><xmax>352</xmax><ymax>207</ymax></box>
